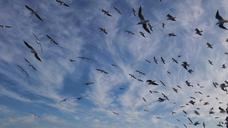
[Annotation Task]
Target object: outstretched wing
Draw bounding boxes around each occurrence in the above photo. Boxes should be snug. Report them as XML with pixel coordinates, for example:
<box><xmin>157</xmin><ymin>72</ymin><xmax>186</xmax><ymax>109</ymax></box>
<box><xmin>216</xmin><ymin>10</ymin><xmax>224</xmax><ymax>20</ymax></box>
<box><xmin>138</xmin><ymin>6</ymin><xmax>145</xmax><ymax>20</ymax></box>
<box><xmin>142</xmin><ymin>24</ymin><xmax>151</xmax><ymax>34</ymax></box>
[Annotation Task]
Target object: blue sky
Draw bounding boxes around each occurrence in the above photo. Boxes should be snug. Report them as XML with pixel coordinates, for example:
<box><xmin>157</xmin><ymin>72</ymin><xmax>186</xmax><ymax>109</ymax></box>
<box><xmin>0</xmin><ymin>0</ymin><xmax>228</xmax><ymax>128</ymax></box>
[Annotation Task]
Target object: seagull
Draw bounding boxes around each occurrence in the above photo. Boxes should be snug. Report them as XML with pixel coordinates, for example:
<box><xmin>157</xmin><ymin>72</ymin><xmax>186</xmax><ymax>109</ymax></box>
<box><xmin>159</xmin><ymin>80</ymin><xmax>166</xmax><ymax>86</ymax></box>
<box><xmin>129</xmin><ymin>74</ymin><xmax>137</xmax><ymax>79</ymax></box>
<box><xmin>24</xmin><ymin>41</ymin><xmax>42</xmax><ymax>62</ymax></box>
<box><xmin>153</xmin><ymin>57</ymin><xmax>158</xmax><ymax>64</ymax></box>
<box><xmin>16</xmin><ymin>64</ymin><xmax>29</xmax><ymax>77</ymax></box>
<box><xmin>125</xmin><ymin>30</ymin><xmax>135</xmax><ymax>35</ymax></box>
<box><xmin>0</xmin><ymin>24</ymin><xmax>12</xmax><ymax>29</ymax></box>
<box><xmin>101</xmin><ymin>9</ymin><xmax>112</xmax><ymax>17</ymax></box>
<box><xmin>161</xmin><ymin>57</ymin><xmax>165</xmax><ymax>64</ymax></box>
<box><xmin>137</xmin><ymin>6</ymin><xmax>151</xmax><ymax>34</ymax></box>
<box><xmin>172</xmin><ymin>58</ymin><xmax>178</xmax><ymax>64</ymax></box>
<box><xmin>113</xmin><ymin>6</ymin><xmax>121</xmax><ymax>15</ymax></box>
<box><xmin>208</xmin><ymin>60</ymin><xmax>213</xmax><ymax>65</ymax></box>
<box><xmin>24</xmin><ymin>58</ymin><xmax>37</xmax><ymax>71</ymax></box>
<box><xmin>215</xmin><ymin>10</ymin><xmax>228</xmax><ymax>30</ymax></box>
<box><xmin>206</xmin><ymin>42</ymin><xmax>213</xmax><ymax>49</ymax></box>
<box><xmin>145</xmin><ymin>59</ymin><xmax>151</xmax><ymax>63</ymax></box>
<box><xmin>25</xmin><ymin>5</ymin><xmax>43</xmax><ymax>21</ymax></box>
<box><xmin>195</xmin><ymin>28</ymin><xmax>203</xmax><ymax>36</ymax></box>
<box><xmin>185</xmin><ymin>80</ymin><xmax>193</xmax><ymax>87</ymax></box>
<box><xmin>56</xmin><ymin>0</ymin><xmax>69</xmax><ymax>7</ymax></box>
<box><xmin>146</xmin><ymin>80</ymin><xmax>158</xmax><ymax>85</ymax></box>
<box><xmin>139</xmin><ymin>31</ymin><xmax>145</xmax><ymax>37</ymax></box>
<box><xmin>167</xmin><ymin>14</ymin><xmax>176</xmax><ymax>21</ymax></box>
<box><xmin>96</xmin><ymin>69</ymin><xmax>108</xmax><ymax>74</ymax></box>
<box><xmin>132</xmin><ymin>8</ymin><xmax>136</xmax><ymax>16</ymax></box>
<box><xmin>168</xmin><ymin>33</ymin><xmax>176</xmax><ymax>37</ymax></box>
<box><xmin>136</xmin><ymin>70</ymin><xmax>146</xmax><ymax>75</ymax></box>
<box><xmin>99</xmin><ymin>27</ymin><xmax>108</xmax><ymax>34</ymax></box>
<box><xmin>222</xmin><ymin>64</ymin><xmax>226</xmax><ymax>69</ymax></box>
<box><xmin>182</xmin><ymin>61</ymin><xmax>190</xmax><ymax>70</ymax></box>
<box><xmin>46</xmin><ymin>35</ymin><xmax>58</xmax><ymax>45</ymax></box>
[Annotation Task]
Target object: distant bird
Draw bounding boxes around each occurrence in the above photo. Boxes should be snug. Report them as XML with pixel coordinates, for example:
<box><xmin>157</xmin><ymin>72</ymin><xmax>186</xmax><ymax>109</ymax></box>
<box><xmin>142</xmin><ymin>97</ymin><xmax>147</xmax><ymax>102</ymax></box>
<box><xmin>167</xmin><ymin>14</ymin><xmax>176</xmax><ymax>21</ymax></box>
<box><xmin>161</xmin><ymin>93</ymin><xmax>169</xmax><ymax>101</ymax></box>
<box><xmin>168</xmin><ymin>33</ymin><xmax>176</xmax><ymax>37</ymax></box>
<box><xmin>56</xmin><ymin>0</ymin><xmax>69</xmax><ymax>7</ymax></box>
<box><xmin>113</xmin><ymin>6</ymin><xmax>121</xmax><ymax>15</ymax></box>
<box><xmin>161</xmin><ymin>57</ymin><xmax>165</xmax><ymax>64</ymax></box>
<box><xmin>129</xmin><ymin>74</ymin><xmax>137</xmax><ymax>79</ymax></box>
<box><xmin>125</xmin><ymin>30</ymin><xmax>135</xmax><ymax>35</ymax></box>
<box><xmin>132</xmin><ymin>8</ymin><xmax>136</xmax><ymax>16</ymax></box>
<box><xmin>145</xmin><ymin>59</ymin><xmax>151</xmax><ymax>63</ymax></box>
<box><xmin>136</xmin><ymin>70</ymin><xmax>146</xmax><ymax>75</ymax></box>
<box><xmin>194</xmin><ymin>121</ymin><xmax>200</xmax><ymax>126</ymax></box>
<box><xmin>24</xmin><ymin>41</ymin><xmax>42</xmax><ymax>62</ymax></box>
<box><xmin>158</xmin><ymin>97</ymin><xmax>166</xmax><ymax>102</ymax></box>
<box><xmin>112</xmin><ymin>111</ymin><xmax>119</xmax><ymax>115</ymax></box>
<box><xmin>172</xmin><ymin>88</ymin><xmax>178</xmax><ymax>93</ymax></box>
<box><xmin>206</xmin><ymin>42</ymin><xmax>213</xmax><ymax>49</ymax></box>
<box><xmin>96</xmin><ymin>69</ymin><xmax>108</xmax><ymax>74</ymax></box>
<box><xmin>146</xmin><ymin>80</ymin><xmax>158</xmax><ymax>85</ymax></box>
<box><xmin>99</xmin><ymin>27</ymin><xmax>108</xmax><ymax>34</ymax></box>
<box><xmin>194</xmin><ymin>110</ymin><xmax>200</xmax><ymax>115</ymax></box>
<box><xmin>188</xmin><ymin>69</ymin><xmax>193</xmax><ymax>74</ymax></box>
<box><xmin>16</xmin><ymin>64</ymin><xmax>29</xmax><ymax>77</ymax></box>
<box><xmin>84</xmin><ymin>82</ymin><xmax>94</xmax><ymax>85</ymax></box>
<box><xmin>101</xmin><ymin>9</ymin><xmax>112</xmax><ymax>17</ymax></box>
<box><xmin>139</xmin><ymin>31</ymin><xmax>145</xmax><ymax>37</ymax></box>
<box><xmin>215</xmin><ymin>10</ymin><xmax>228</xmax><ymax>30</ymax></box>
<box><xmin>208</xmin><ymin>60</ymin><xmax>213</xmax><ymax>65</ymax></box>
<box><xmin>153</xmin><ymin>57</ymin><xmax>158</xmax><ymax>64</ymax></box>
<box><xmin>172</xmin><ymin>58</ymin><xmax>178</xmax><ymax>64</ymax></box>
<box><xmin>162</xmin><ymin>23</ymin><xmax>165</xmax><ymax>28</ymax></box>
<box><xmin>24</xmin><ymin>58</ymin><xmax>37</xmax><ymax>71</ymax></box>
<box><xmin>159</xmin><ymin>80</ymin><xmax>166</xmax><ymax>86</ymax></box>
<box><xmin>182</xmin><ymin>61</ymin><xmax>190</xmax><ymax>70</ymax></box>
<box><xmin>77</xmin><ymin>56</ymin><xmax>91</xmax><ymax>61</ymax></box>
<box><xmin>185</xmin><ymin>80</ymin><xmax>193</xmax><ymax>87</ymax></box>
<box><xmin>46</xmin><ymin>35</ymin><xmax>58</xmax><ymax>45</ymax></box>
<box><xmin>25</xmin><ymin>5</ymin><xmax>43</xmax><ymax>21</ymax></box>
<box><xmin>137</xmin><ymin>79</ymin><xmax>144</xmax><ymax>82</ymax></box>
<box><xmin>195</xmin><ymin>28</ymin><xmax>203</xmax><ymax>36</ymax></box>
<box><xmin>222</xmin><ymin>64</ymin><xmax>226</xmax><ymax>69</ymax></box>
<box><xmin>0</xmin><ymin>24</ymin><xmax>12</xmax><ymax>29</ymax></box>
<box><xmin>137</xmin><ymin>6</ymin><xmax>151</xmax><ymax>34</ymax></box>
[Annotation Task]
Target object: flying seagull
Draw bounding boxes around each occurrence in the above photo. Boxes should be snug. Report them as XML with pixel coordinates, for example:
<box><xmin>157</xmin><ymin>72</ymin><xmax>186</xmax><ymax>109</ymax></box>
<box><xmin>125</xmin><ymin>30</ymin><xmax>135</xmax><ymax>35</ymax></box>
<box><xmin>195</xmin><ymin>28</ymin><xmax>203</xmax><ymax>36</ymax></box>
<box><xmin>101</xmin><ymin>9</ymin><xmax>112</xmax><ymax>17</ymax></box>
<box><xmin>17</xmin><ymin>64</ymin><xmax>29</xmax><ymax>77</ymax></box>
<box><xmin>167</xmin><ymin>14</ymin><xmax>176</xmax><ymax>21</ymax></box>
<box><xmin>56</xmin><ymin>0</ymin><xmax>69</xmax><ymax>7</ymax></box>
<box><xmin>24</xmin><ymin>40</ymin><xmax>42</xmax><ymax>62</ymax></box>
<box><xmin>168</xmin><ymin>33</ymin><xmax>176</xmax><ymax>37</ymax></box>
<box><xmin>146</xmin><ymin>80</ymin><xmax>158</xmax><ymax>85</ymax></box>
<box><xmin>0</xmin><ymin>24</ymin><xmax>12</xmax><ymax>29</ymax></box>
<box><xmin>153</xmin><ymin>57</ymin><xmax>158</xmax><ymax>64</ymax></box>
<box><xmin>206</xmin><ymin>42</ymin><xmax>213</xmax><ymax>49</ymax></box>
<box><xmin>161</xmin><ymin>57</ymin><xmax>165</xmax><ymax>64</ymax></box>
<box><xmin>139</xmin><ymin>31</ymin><xmax>145</xmax><ymax>37</ymax></box>
<box><xmin>215</xmin><ymin>10</ymin><xmax>228</xmax><ymax>30</ymax></box>
<box><xmin>132</xmin><ymin>8</ymin><xmax>136</xmax><ymax>16</ymax></box>
<box><xmin>172</xmin><ymin>58</ymin><xmax>178</xmax><ymax>64</ymax></box>
<box><xmin>113</xmin><ymin>6</ymin><xmax>121</xmax><ymax>15</ymax></box>
<box><xmin>46</xmin><ymin>35</ymin><xmax>58</xmax><ymax>45</ymax></box>
<box><xmin>137</xmin><ymin>6</ymin><xmax>151</xmax><ymax>34</ymax></box>
<box><xmin>25</xmin><ymin>5</ymin><xmax>43</xmax><ymax>21</ymax></box>
<box><xmin>24</xmin><ymin>58</ymin><xmax>37</xmax><ymax>71</ymax></box>
<box><xmin>96</xmin><ymin>69</ymin><xmax>108</xmax><ymax>74</ymax></box>
<box><xmin>99</xmin><ymin>27</ymin><xmax>108</xmax><ymax>34</ymax></box>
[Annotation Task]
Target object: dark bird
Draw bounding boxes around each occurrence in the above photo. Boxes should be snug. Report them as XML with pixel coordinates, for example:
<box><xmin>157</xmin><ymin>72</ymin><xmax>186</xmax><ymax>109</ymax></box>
<box><xmin>25</xmin><ymin>5</ymin><xmax>43</xmax><ymax>21</ymax></box>
<box><xmin>24</xmin><ymin>58</ymin><xmax>37</xmax><ymax>71</ymax></box>
<box><xmin>219</xmin><ymin>107</ymin><xmax>226</xmax><ymax>113</ymax></box>
<box><xmin>168</xmin><ymin>33</ymin><xmax>176</xmax><ymax>37</ymax></box>
<box><xmin>145</xmin><ymin>59</ymin><xmax>151</xmax><ymax>63</ymax></box>
<box><xmin>188</xmin><ymin>69</ymin><xmax>193</xmax><ymax>74</ymax></box>
<box><xmin>0</xmin><ymin>24</ymin><xmax>12</xmax><ymax>29</ymax></box>
<box><xmin>96</xmin><ymin>69</ymin><xmax>108</xmax><ymax>74</ymax></box>
<box><xmin>132</xmin><ymin>8</ymin><xmax>136</xmax><ymax>16</ymax></box>
<box><xmin>84</xmin><ymin>82</ymin><xmax>94</xmax><ymax>85</ymax></box>
<box><xmin>46</xmin><ymin>35</ymin><xmax>58</xmax><ymax>45</ymax></box>
<box><xmin>113</xmin><ymin>6</ymin><xmax>121</xmax><ymax>15</ymax></box>
<box><xmin>99</xmin><ymin>27</ymin><xmax>108</xmax><ymax>34</ymax></box>
<box><xmin>24</xmin><ymin>41</ymin><xmax>42</xmax><ymax>62</ymax></box>
<box><xmin>206</xmin><ymin>42</ymin><xmax>213</xmax><ymax>49</ymax></box>
<box><xmin>137</xmin><ymin>6</ymin><xmax>151</xmax><ymax>34</ymax></box>
<box><xmin>195</xmin><ymin>28</ymin><xmax>203</xmax><ymax>36</ymax></box>
<box><xmin>17</xmin><ymin>64</ymin><xmax>29</xmax><ymax>77</ymax></box>
<box><xmin>208</xmin><ymin>60</ymin><xmax>213</xmax><ymax>65</ymax></box>
<box><xmin>146</xmin><ymin>80</ymin><xmax>158</xmax><ymax>85</ymax></box>
<box><xmin>189</xmin><ymin>100</ymin><xmax>195</xmax><ymax>105</ymax></box>
<box><xmin>112</xmin><ymin>111</ymin><xmax>119</xmax><ymax>115</ymax></box>
<box><xmin>137</xmin><ymin>79</ymin><xmax>144</xmax><ymax>82</ymax></box>
<box><xmin>222</xmin><ymin>64</ymin><xmax>226</xmax><ymax>69</ymax></box>
<box><xmin>136</xmin><ymin>70</ymin><xmax>146</xmax><ymax>76</ymax></box>
<box><xmin>194</xmin><ymin>121</ymin><xmax>200</xmax><ymax>126</ymax></box>
<box><xmin>161</xmin><ymin>93</ymin><xmax>169</xmax><ymax>101</ymax></box>
<box><xmin>159</xmin><ymin>80</ymin><xmax>166</xmax><ymax>86</ymax></box>
<box><xmin>77</xmin><ymin>56</ymin><xmax>91</xmax><ymax>61</ymax></box>
<box><xmin>158</xmin><ymin>97</ymin><xmax>166</xmax><ymax>102</ymax></box>
<box><xmin>56</xmin><ymin>0</ymin><xmax>69</xmax><ymax>7</ymax></box>
<box><xmin>139</xmin><ymin>31</ymin><xmax>145</xmax><ymax>37</ymax></box>
<box><xmin>185</xmin><ymin>80</ymin><xmax>193</xmax><ymax>87</ymax></box>
<box><xmin>194</xmin><ymin>110</ymin><xmax>200</xmax><ymax>115</ymax></box>
<box><xmin>220</xmin><ymin>83</ymin><xmax>228</xmax><ymax>92</ymax></box>
<box><xmin>167</xmin><ymin>14</ymin><xmax>176</xmax><ymax>21</ymax></box>
<box><xmin>215</xmin><ymin>10</ymin><xmax>228</xmax><ymax>30</ymax></box>
<box><xmin>101</xmin><ymin>9</ymin><xmax>112</xmax><ymax>17</ymax></box>
<box><xmin>142</xmin><ymin>97</ymin><xmax>147</xmax><ymax>102</ymax></box>
<box><xmin>172</xmin><ymin>88</ymin><xmax>178</xmax><ymax>93</ymax></box>
<box><xmin>182</xmin><ymin>61</ymin><xmax>190</xmax><ymax>70</ymax></box>
<box><xmin>172</xmin><ymin>58</ymin><xmax>178</xmax><ymax>64</ymax></box>
<box><xmin>162</xmin><ymin>23</ymin><xmax>165</xmax><ymax>28</ymax></box>
<box><xmin>161</xmin><ymin>57</ymin><xmax>165</xmax><ymax>64</ymax></box>
<box><xmin>125</xmin><ymin>30</ymin><xmax>135</xmax><ymax>35</ymax></box>
<box><xmin>203</xmin><ymin>122</ymin><xmax>206</xmax><ymax>128</ymax></box>
<box><xmin>129</xmin><ymin>74</ymin><xmax>137</xmax><ymax>79</ymax></box>
<box><xmin>183</xmin><ymin>110</ymin><xmax>187</xmax><ymax>115</ymax></box>
<box><xmin>153</xmin><ymin>57</ymin><xmax>158</xmax><ymax>64</ymax></box>
<box><xmin>187</xmin><ymin>117</ymin><xmax>193</xmax><ymax>124</ymax></box>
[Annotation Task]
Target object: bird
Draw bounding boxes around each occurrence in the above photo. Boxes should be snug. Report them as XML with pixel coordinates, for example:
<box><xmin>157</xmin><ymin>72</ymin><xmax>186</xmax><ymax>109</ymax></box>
<box><xmin>101</xmin><ymin>9</ymin><xmax>112</xmax><ymax>17</ymax></box>
<box><xmin>208</xmin><ymin>60</ymin><xmax>213</xmax><ymax>65</ymax></box>
<box><xmin>142</xmin><ymin>97</ymin><xmax>147</xmax><ymax>102</ymax></box>
<box><xmin>139</xmin><ymin>31</ymin><xmax>145</xmax><ymax>37</ymax></box>
<box><xmin>136</xmin><ymin>70</ymin><xmax>146</xmax><ymax>75</ymax></box>
<box><xmin>16</xmin><ymin>64</ymin><xmax>29</xmax><ymax>77</ymax></box>
<box><xmin>206</xmin><ymin>42</ymin><xmax>213</xmax><ymax>49</ymax></box>
<box><xmin>96</xmin><ymin>69</ymin><xmax>108</xmax><ymax>74</ymax></box>
<box><xmin>46</xmin><ymin>35</ymin><xmax>58</xmax><ymax>45</ymax></box>
<box><xmin>161</xmin><ymin>93</ymin><xmax>169</xmax><ymax>101</ymax></box>
<box><xmin>153</xmin><ymin>57</ymin><xmax>158</xmax><ymax>64</ymax></box>
<box><xmin>145</xmin><ymin>59</ymin><xmax>151</xmax><ymax>63</ymax></box>
<box><xmin>24</xmin><ymin>40</ymin><xmax>42</xmax><ymax>62</ymax></box>
<box><xmin>137</xmin><ymin>6</ymin><xmax>151</xmax><ymax>34</ymax></box>
<box><xmin>99</xmin><ymin>27</ymin><xmax>108</xmax><ymax>34</ymax></box>
<box><xmin>0</xmin><ymin>24</ymin><xmax>12</xmax><ymax>29</ymax></box>
<box><xmin>125</xmin><ymin>30</ymin><xmax>135</xmax><ymax>35</ymax></box>
<box><xmin>24</xmin><ymin>58</ymin><xmax>37</xmax><ymax>71</ymax></box>
<box><xmin>167</xmin><ymin>14</ymin><xmax>176</xmax><ymax>21</ymax></box>
<box><xmin>113</xmin><ymin>6</ymin><xmax>121</xmax><ymax>15</ymax></box>
<box><xmin>161</xmin><ymin>57</ymin><xmax>165</xmax><ymax>64</ymax></box>
<box><xmin>215</xmin><ymin>10</ymin><xmax>228</xmax><ymax>30</ymax></box>
<box><xmin>222</xmin><ymin>64</ymin><xmax>226</xmax><ymax>69</ymax></box>
<box><xmin>195</xmin><ymin>28</ymin><xmax>203</xmax><ymax>36</ymax></box>
<box><xmin>132</xmin><ymin>8</ymin><xmax>136</xmax><ymax>16</ymax></box>
<box><xmin>56</xmin><ymin>0</ymin><xmax>69</xmax><ymax>7</ymax></box>
<box><xmin>159</xmin><ymin>80</ymin><xmax>166</xmax><ymax>86</ymax></box>
<box><xmin>185</xmin><ymin>80</ymin><xmax>193</xmax><ymax>87</ymax></box>
<box><xmin>84</xmin><ymin>82</ymin><xmax>94</xmax><ymax>85</ymax></box>
<box><xmin>146</xmin><ymin>80</ymin><xmax>158</xmax><ymax>85</ymax></box>
<box><xmin>182</xmin><ymin>61</ymin><xmax>190</xmax><ymax>70</ymax></box>
<box><xmin>129</xmin><ymin>74</ymin><xmax>137</xmax><ymax>79</ymax></box>
<box><xmin>172</xmin><ymin>88</ymin><xmax>178</xmax><ymax>93</ymax></box>
<box><xmin>168</xmin><ymin>33</ymin><xmax>176</xmax><ymax>37</ymax></box>
<box><xmin>162</xmin><ymin>23</ymin><xmax>165</xmax><ymax>28</ymax></box>
<box><xmin>172</xmin><ymin>58</ymin><xmax>178</xmax><ymax>64</ymax></box>
<box><xmin>25</xmin><ymin>5</ymin><xmax>43</xmax><ymax>21</ymax></box>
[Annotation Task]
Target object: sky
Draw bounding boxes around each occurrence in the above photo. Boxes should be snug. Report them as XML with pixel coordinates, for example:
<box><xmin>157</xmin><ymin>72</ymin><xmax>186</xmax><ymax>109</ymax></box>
<box><xmin>0</xmin><ymin>0</ymin><xmax>228</xmax><ymax>128</ymax></box>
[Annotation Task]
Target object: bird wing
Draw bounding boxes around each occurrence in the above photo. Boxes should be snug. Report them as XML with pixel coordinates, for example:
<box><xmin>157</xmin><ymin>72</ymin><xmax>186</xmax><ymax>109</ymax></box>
<box><xmin>219</xmin><ymin>23</ymin><xmax>228</xmax><ymax>30</ymax></box>
<box><xmin>138</xmin><ymin>6</ymin><xmax>145</xmax><ymax>20</ymax></box>
<box><xmin>216</xmin><ymin>10</ymin><xmax>224</xmax><ymax>20</ymax></box>
<box><xmin>25</xmin><ymin>5</ymin><xmax>34</xmax><ymax>12</ymax></box>
<box><xmin>34</xmin><ymin>52</ymin><xmax>42</xmax><ymax>62</ymax></box>
<box><xmin>24</xmin><ymin>41</ymin><xmax>35</xmax><ymax>51</ymax></box>
<box><xmin>35</xmin><ymin>13</ymin><xmax>43</xmax><ymax>21</ymax></box>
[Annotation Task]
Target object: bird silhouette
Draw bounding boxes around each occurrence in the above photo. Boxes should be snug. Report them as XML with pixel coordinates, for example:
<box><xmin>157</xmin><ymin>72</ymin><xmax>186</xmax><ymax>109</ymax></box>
<box><xmin>137</xmin><ymin>6</ymin><xmax>151</xmax><ymax>34</ymax></box>
<box><xmin>167</xmin><ymin>14</ymin><xmax>176</xmax><ymax>21</ymax></box>
<box><xmin>25</xmin><ymin>5</ymin><xmax>43</xmax><ymax>21</ymax></box>
<box><xmin>101</xmin><ymin>9</ymin><xmax>112</xmax><ymax>17</ymax></box>
<box><xmin>56</xmin><ymin>0</ymin><xmax>69</xmax><ymax>7</ymax></box>
<box><xmin>24</xmin><ymin>41</ymin><xmax>42</xmax><ymax>62</ymax></box>
<box><xmin>216</xmin><ymin>10</ymin><xmax>228</xmax><ymax>30</ymax></box>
